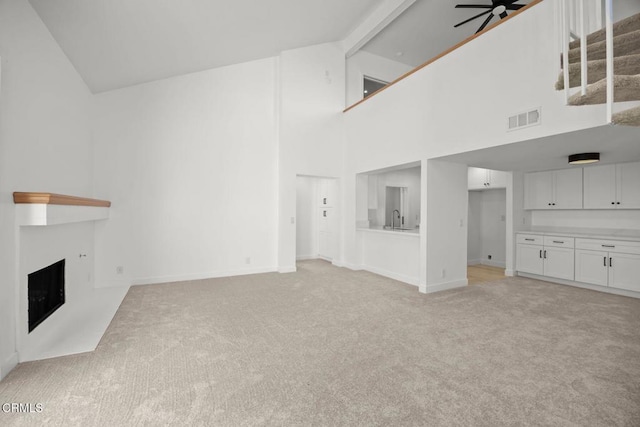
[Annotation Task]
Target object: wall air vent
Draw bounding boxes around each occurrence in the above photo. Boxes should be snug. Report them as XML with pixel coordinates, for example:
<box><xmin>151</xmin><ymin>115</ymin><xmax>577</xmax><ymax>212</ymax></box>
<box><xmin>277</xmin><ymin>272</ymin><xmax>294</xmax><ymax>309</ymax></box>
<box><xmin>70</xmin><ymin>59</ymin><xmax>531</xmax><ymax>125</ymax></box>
<box><xmin>508</xmin><ymin>107</ymin><xmax>541</xmax><ymax>131</ymax></box>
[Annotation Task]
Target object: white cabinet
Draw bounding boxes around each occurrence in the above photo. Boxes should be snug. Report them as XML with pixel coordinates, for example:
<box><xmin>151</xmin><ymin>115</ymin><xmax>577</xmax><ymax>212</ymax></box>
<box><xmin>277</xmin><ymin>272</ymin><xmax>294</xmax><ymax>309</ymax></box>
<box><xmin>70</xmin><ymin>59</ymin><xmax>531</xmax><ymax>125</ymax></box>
<box><xmin>318</xmin><ymin>207</ymin><xmax>336</xmax><ymax>260</ymax></box>
<box><xmin>516</xmin><ymin>234</ymin><xmax>575</xmax><ymax>280</ymax></box>
<box><xmin>575</xmin><ymin>238</ymin><xmax>640</xmax><ymax>291</ymax></box>
<box><xmin>524</xmin><ymin>168</ymin><xmax>583</xmax><ymax>210</ymax></box>
<box><xmin>319</xmin><ymin>179</ymin><xmax>337</xmax><ymax>208</ymax></box>
<box><xmin>583</xmin><ymin>162</ymin><xmax>640</xmax><ymax>209</ymax></box>
<box><xmin>468</xmin><ymin>167</ymin><xmax>508</xmax><ymax>190</ymax></box>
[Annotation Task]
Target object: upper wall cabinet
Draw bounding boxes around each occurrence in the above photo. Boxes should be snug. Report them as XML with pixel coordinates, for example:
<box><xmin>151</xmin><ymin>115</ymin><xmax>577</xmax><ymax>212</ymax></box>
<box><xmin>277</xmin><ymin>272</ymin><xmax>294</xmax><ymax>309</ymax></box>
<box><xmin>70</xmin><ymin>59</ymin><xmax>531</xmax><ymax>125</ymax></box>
<box><xmin>524</xmin><ymin>168</ymin><xmax>583</xmax><ymax>210</ymax></box>
<box><xmin>584</xmin><ymin>162</ymin><xmax>640</xmax><ymax>209</ymax></box>
<box><xmin>468</xmin><ymin>168</ymin><xmax>508</xmax><ymax>190</ymax></box>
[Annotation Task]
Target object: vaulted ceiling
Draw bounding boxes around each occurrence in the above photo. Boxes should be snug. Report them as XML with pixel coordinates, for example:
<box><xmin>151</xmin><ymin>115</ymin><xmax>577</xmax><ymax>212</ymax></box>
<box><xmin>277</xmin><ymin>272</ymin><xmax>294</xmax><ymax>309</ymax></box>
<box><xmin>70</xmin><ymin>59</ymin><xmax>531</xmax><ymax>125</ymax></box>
<box><xmin>28</xmin><ymin>0</ymin><xmax>383</xmax><ymax>93</ymax></box>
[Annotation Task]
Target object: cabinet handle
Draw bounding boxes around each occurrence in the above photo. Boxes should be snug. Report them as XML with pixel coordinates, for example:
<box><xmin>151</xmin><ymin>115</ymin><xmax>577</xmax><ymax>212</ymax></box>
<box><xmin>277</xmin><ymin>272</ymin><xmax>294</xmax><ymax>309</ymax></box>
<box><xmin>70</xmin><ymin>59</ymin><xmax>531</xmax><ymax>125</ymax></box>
<box><xmin>617</xmin><ymin>202</ymin><xmax>621</xmax><ymax>205</ymax></box>
<box><xmin>611</xmin><ymin>202</ymin><xmax>615</xmax><ymax>205</ymax></box>
<box><xmin>323</xmin><ymin>198</ymin><xmax>327</xmax><ymax>205</ymax></box>
<box><xmin>323</xmin><ymin>210</ymin><xmax>327</xmax><ymax>217</ymax></box>
<box><xmin>525</xmin><ymin>238</ymin><xmax>535</xmax><ymax>241</ymax></box>
<box><xmin>548</xmin><ymin>203</ymin><xmax>552</xmax><ymax>206</ymax></box>
<box><xmin>539</xmin><ymin>250</ymin><xmax>542</xmax><ymax>259</ymax></box>
<box><xmin>544</xmin><ymin>250</ymin><xmax>547</xmax><ymax>259</ymax></box>
<box><xmin>604</xmin><ymin>256</ymin><xmax>607</xmax><ymax>267</ymax></box>
<box><xmin>552</xmin><ymin>203</ymin><xmax>556</xmax><ymax>206</ymax></box>
<box><xmin>552</xmin><ymin>241</ymin><xmax>564</xmax><ymax>244</ymax></box>
<box><xmin>610</xmin><ymin>257</ymin><xmax>613</xmax><ymax>267</ymax></box>
<box><xmin>602</xmin><ymin>245</ymin><xmax>615</xmax><ymax>248</ymax></box>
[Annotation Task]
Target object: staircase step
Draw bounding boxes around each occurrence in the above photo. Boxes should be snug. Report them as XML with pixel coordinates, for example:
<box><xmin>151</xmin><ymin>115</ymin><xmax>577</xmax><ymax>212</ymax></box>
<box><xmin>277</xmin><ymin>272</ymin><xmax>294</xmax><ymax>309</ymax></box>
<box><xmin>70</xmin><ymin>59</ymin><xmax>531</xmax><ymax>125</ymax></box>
<box><xmin>568</xmin><ymin>74</ymin><xmax>640</xmax><ymax>106</ymax></box>
<box><xmin>558</xmin><ymin>54</ymin><xmax>640</xmax><ymax>90</ymax></box>
<box><xmin>557</xmin><ymin>54</ymin><xmax>640</xmax><ymax>90</ymax></box>
<box><xmin>567</xmin><ymin>29</ymin><xmax>640</xmax><ymax>65</ymax></box>
<box><xmin>569</xmin><ymin>12</ymin><xmax>640</xmax><ymax>50</ymax></box>
<box><xmin>613</xmin><ymin>105</ymin><xmax>640</xmax><ymax>127</ymax></box>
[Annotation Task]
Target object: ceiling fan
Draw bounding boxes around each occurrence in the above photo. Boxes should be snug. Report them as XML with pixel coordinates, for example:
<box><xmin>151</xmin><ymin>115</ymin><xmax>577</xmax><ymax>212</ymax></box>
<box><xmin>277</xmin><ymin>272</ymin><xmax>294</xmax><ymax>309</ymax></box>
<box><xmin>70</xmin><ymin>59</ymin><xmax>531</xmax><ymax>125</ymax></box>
<box><xmin>454</xmin><ymin>0</ymin><xmax>525</xmax><ymax>34</ymax></box>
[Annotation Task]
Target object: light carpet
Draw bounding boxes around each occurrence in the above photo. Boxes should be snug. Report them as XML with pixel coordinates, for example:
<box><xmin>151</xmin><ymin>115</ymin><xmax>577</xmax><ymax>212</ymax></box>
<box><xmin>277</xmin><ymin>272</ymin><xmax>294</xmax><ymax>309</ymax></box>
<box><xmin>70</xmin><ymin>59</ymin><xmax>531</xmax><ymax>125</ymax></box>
<box><xmin>1</xmin><ymin>260</ymin><xmax>640</xmax><ymax>426</ymax></box>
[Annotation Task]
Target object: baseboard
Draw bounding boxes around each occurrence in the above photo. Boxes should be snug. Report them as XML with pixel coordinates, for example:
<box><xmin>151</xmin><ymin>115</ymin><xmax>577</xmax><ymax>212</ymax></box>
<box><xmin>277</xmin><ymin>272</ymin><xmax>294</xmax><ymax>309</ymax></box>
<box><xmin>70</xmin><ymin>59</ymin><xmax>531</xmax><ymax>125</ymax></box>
<box><xmin>343</xmin><ymin>262</ymin><xmax>363</xmax><ymax>271</ymax></box>
<box><xmin>481</xmin><ymin>260</ymin><xmax>506</xmax><ymax>268</ymax></box>
<box><xmin>1</xmin><ymin>352</ymin><xmax>18</xmax><ymax>381</ymax></box>
<box><xmin>422</xmin><ymin>279</ymin><xmax>468</xmax><ymax>294</ymax></box>
<box><xmin>296</xmin><ymin>255</ymin><xmax>317</xmax><ymax>261</ymax></box>
<box><xmin>360</xmin><ymin>265</ymin><xmax>420</xmax><ymax>287</ymax></box>
<box><xmin>277</xmin><ymin>266</ymin><xmax>297</xmax><ymax>274</ymax></box>
<box><xmin>505</xmin><ymin>269</ymin><xmax>515</xmax><ymax>277</ymax></box>
<box><xmin>331</xmin><ymin>260</ymin><xmax>344</xmax><ymax>268</ymax></box>
<box><xmin>517</xmin><ymin>272</ymin><xmax>640</xmax><ymax>299</ymax></box>
<box><xmin>467</xmin><ymin>259</ymin><xmax>482</xmax><ymax>266</ymax></box>
<box><xmin>132</xmin><ymin>267</ymin><xmax>278</xmax><ymax>286</ymax></box>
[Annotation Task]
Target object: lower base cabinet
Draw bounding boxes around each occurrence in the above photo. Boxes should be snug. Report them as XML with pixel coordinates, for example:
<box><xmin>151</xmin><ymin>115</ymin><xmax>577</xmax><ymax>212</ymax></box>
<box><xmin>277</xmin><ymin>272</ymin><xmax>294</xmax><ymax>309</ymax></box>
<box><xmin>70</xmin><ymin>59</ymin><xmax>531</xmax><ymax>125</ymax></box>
<box><xmin>518</xmin><ymin>233</ymin><xmax>640</xmax><ymax>295</ymax></box>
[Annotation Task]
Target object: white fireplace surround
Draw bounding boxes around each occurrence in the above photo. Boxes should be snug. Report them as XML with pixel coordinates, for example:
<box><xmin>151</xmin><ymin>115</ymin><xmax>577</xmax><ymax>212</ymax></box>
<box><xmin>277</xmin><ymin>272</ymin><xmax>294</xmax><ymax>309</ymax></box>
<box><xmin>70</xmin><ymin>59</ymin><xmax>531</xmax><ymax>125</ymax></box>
<box><xmin>13</xmin><ymin>193</ymin><xmax>129</xmax><ymax>363</ymax></box>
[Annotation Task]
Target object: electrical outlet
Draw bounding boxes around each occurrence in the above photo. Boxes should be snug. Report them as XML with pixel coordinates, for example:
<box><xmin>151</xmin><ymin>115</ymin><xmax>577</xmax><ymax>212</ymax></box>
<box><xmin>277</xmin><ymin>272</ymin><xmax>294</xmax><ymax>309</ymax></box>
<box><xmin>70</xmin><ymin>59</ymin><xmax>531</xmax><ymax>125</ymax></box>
<box><xmin>116</xmin><ymin>266</ymin><xmax>124</xmax><ymax>275</ymax></box>
<box><xmin>488</xmin><ymin>255</ymin><xmax>492</xmax><ymax>260</ymax></box>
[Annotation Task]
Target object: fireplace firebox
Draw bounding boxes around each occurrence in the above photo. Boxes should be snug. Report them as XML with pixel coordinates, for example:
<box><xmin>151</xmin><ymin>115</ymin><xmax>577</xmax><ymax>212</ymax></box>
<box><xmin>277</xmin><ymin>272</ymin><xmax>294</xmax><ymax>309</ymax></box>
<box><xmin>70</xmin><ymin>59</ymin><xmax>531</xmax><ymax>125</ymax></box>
<box><xmin>28</xmin><ymin>259</ymin><xmax>65</xmax><ymax>333</ymax></box>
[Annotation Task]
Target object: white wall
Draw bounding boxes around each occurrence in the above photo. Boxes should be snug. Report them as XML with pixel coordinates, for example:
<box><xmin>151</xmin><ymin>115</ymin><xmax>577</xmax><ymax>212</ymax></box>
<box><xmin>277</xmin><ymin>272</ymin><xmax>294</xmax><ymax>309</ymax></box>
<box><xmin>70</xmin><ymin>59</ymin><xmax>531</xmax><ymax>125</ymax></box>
<box><xmin>614</xmin><ymin>0</ymin><xmax>640</xmax><ymax>21</ymax></box>
<box><xmin>346</xmin><ymin>50</ymin><xmax>413</xmax><ymax>107</ymax></box>
<box><xmin>531</xmin><ymin>210</ymin><xmax>640</xmax><ymax>230</ymax></box>
<box><xmin>278</xmin><ymin>43</ymin><xmax>345</xmax><ymax>272</ymax></box>
<box><xmin>0</xmin><ymin>0</ymin><xmax>93</xmax><ymax>379</ymax></box>
<box><xmin>425</xmin><ymin>160</ymin><xmax>468</xmax><ymax>292</ymax></box>
<box><xmin>296</xmin><ymin>177</ymin><xmax>318</xmax><ymax>259</ymax></box>
<box><xmin>92</xmin><ymin>58</ymin><xmax>279</xmax><ymax>286</ymax></box>
<box><xmin>467</xmin><ymin>191</ymin><xmax>482</xmax><ymax>264</ymax></box>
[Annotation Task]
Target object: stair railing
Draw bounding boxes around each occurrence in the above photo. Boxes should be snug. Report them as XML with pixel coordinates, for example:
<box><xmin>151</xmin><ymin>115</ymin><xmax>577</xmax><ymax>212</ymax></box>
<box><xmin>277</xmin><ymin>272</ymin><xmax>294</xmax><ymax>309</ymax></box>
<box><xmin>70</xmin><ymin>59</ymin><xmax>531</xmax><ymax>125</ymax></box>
<box><xmin>559</xmin><ymin>0</ymin><xmax>614</xmax><ymax>123</ymax></box>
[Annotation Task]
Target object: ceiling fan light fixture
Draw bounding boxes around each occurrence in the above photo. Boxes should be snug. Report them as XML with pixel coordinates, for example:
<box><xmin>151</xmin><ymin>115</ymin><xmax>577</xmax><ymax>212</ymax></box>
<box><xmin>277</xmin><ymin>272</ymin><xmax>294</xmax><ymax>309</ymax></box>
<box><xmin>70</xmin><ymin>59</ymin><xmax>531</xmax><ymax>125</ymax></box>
<box><xmin>568</xmin><ymin>153</ymin><xmax>600</xmax><ymax>165</ymax></box>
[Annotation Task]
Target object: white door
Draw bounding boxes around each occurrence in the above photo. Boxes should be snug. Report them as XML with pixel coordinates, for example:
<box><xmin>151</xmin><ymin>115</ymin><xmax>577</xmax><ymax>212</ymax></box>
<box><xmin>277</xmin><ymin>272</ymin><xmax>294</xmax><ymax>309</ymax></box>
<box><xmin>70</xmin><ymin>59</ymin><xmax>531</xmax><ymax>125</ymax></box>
<box><xmin>575</xmin><ymin>249</ymin><xmax>609</xmax><ymax>286</ymax></box>
<box><xmin>553</xmin><ymin>169</ymin><xmax>583</xmax><ymax>209</ymax></box>
<box><xmin>608</xmin><ymin>252</ymin><xmax>640</xmax><ymax>292</ymax></box>
<box><xmin>524</xmin><ymin>171</ymin><xmax>553</xmax><ymax>210</ymax></box>
<box><xmin>318</xmin><ymin>208</ymin><xmax>331</xmax><ymax>259</ymax></box>
<box><xmin>583</xmin><ymin>164</ymin><xmax>616</xmax><ymax>209</ymax></box>
<box><xmin>517</xmin><ymin>244</ymin><xmax>544</xmax><ymax>275</ymax></box>
<box><xmin>468</xmin><ymin>167</ymin><xmax>488</xmax><ymax>190</ymax></box>
<box><xmin>617</xmin><ymin>162</ymin><xmax>640</xmax><ymax>209</ymax></box>
<box><xmin>543</xmin><ymin>247</ymin><xmax>575</xmax><ymax>280</ymax></box>
<box><xmin>318</xmin><ymin>180</ymin><xmax>329</xmax><ymax>207</ymax></box>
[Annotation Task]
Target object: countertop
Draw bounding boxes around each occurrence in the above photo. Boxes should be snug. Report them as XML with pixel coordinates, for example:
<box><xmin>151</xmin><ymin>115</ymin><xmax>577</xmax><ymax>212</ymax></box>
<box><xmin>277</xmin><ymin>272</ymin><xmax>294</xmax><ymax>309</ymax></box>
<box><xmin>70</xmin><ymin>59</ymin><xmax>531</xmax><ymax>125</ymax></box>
<box><xmin>357</xmin><ymin>226</ymin><xmax>420</xmax><ymax>237</ymax></box>
<box><xmin>516</xmin><ymin>226</ymin><xmax>640</xmax><ymax>242</ymax></box>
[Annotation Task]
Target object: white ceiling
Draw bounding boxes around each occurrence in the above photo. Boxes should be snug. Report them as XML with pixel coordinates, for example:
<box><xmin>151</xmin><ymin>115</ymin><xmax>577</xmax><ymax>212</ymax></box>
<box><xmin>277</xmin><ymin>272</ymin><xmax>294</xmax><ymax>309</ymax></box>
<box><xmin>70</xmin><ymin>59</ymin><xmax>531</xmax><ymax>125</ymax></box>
<box><xmin>435</xmin><ymin>125</ymin><xmax>640</xmax><ymax>172</ymax></box>
<box><xmin>28</xmin><ymin>0</ymin><xmax>383</xmax><ymax>93</ymax></box>
<box><xmin>362</xmin><ymin>0</ymin><xmax>532</xmax><ymax>67</ymax></box>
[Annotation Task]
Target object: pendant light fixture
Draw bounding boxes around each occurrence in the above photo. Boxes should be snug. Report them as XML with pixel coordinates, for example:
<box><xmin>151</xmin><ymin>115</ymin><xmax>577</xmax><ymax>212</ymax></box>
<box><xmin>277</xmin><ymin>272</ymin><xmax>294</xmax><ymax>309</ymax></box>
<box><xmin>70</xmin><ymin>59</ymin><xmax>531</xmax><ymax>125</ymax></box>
<box><xmin>568</xmin><ymin>153</ymin><xmax>600</xmax><ymax>165</ymax></box>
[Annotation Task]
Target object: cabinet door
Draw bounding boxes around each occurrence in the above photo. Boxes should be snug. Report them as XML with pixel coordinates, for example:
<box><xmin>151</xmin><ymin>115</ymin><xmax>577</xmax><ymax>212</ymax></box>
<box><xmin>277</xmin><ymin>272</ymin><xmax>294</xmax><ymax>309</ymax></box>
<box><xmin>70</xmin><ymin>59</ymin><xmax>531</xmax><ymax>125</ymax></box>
<box><xmin>608</xmin><ymin>252</ymin><xmax>640</xmax><ymax>292</ymax></box>
<box><xmin>553</xmin><ymin>169</ymin><xmax>583</xmax><ymax>209</ymax></box>
<box><xmin>575</xmin><ymin>249</ymin><xmax>609</xmax><ymax>286</ymax></box>
<box><xmin>517</xmin><ymin>244</ymin><xmax>544</xmax><ymax>275</ymax></box>
<box><xmin>583</xmin><ymin>164</ymin><xmax>616</xmax><ymax>209</ymax></box>
<box><xmin>488</xmin><ymin>170</ymin><xmax>508</xmax><ymax>189</ymax></box>
<box><xmin>468</xmin><ymin>167</ymin><xmax>488</xmax><ymax>190</ymax></box>
<box><xmin>524</xmin><ymin>171</ymin><xmax>553</xmax><ymax>210</ymax></box>
<box><xmin>617</xmin><ymin>162</ymin><xmax>640</xmax><ymax>209</ymax></box>
<box><xmin>543</xmin><ymin>247</ymin><xmax>575</xmax><ymax>280</ymax></box>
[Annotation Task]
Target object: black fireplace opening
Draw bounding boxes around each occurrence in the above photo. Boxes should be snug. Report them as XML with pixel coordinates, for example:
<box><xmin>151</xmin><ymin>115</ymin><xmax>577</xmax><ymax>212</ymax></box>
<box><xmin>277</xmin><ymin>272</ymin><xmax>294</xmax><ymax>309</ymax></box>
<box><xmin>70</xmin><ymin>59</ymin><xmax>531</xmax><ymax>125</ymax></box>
<box><xmin>28</xmin><ymin>259</ymin><xmax>65</xmax><ymax>333</ymax></box>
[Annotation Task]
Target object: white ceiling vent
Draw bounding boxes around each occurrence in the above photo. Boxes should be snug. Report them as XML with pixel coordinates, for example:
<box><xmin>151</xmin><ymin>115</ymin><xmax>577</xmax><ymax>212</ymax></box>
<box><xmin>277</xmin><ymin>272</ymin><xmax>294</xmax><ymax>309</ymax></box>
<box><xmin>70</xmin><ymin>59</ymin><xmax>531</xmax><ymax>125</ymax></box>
<box><xmin>508</xmin><ymin>107</ymin><xmax>541</xmax><ymax>131</ymax></box>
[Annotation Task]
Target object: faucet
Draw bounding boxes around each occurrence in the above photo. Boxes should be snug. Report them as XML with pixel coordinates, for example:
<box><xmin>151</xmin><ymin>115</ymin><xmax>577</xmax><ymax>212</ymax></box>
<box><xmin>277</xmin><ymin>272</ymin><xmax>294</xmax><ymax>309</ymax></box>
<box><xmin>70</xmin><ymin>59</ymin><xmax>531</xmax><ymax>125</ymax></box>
<box><xmin>392</xmin><ymin>209</ymin><xmax>400</xmax><ymax>229</ymax></box>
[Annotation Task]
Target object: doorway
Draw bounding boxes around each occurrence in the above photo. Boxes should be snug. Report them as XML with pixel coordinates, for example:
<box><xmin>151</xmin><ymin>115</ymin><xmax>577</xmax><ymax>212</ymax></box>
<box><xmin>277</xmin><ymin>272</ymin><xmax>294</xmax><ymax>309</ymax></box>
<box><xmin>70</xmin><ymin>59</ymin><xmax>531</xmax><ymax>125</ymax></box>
<box><xmin>296</xmin><ymin>176</ymin><xmax>338</xmax><ymax>262</ymax></box>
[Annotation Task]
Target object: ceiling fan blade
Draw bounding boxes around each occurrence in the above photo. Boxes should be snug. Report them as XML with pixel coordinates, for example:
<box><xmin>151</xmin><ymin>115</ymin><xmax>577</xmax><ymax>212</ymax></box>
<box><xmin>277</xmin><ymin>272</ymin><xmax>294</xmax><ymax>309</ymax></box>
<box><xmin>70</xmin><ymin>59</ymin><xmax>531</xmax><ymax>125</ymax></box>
<box><xmin>454</xmin><ymin>9</ymin><xmax>492</xmax><ymax>28</ymax></box>
<box><xmin>499</xmin><ymin>11</ymin><xmax>508</xmax><ymax>18</ymax></box>
<box><xmin>476</xmin><ymin>13</ymin><xmax>495</xmax><ymax>33</ymax></box>
<box><xmin>455</xmin><ymin>4</ymin><xmax>493</xmax><ymax>8</ymax></box>
<box><xmin>503</xmin><ymin>0</ymin><xmax>522</xmax><ymax>4</ymax></box>
<box><xmin>506</xmin><ymin>4</ymin><xmax>524</xmax><ymax>10</ymax></box>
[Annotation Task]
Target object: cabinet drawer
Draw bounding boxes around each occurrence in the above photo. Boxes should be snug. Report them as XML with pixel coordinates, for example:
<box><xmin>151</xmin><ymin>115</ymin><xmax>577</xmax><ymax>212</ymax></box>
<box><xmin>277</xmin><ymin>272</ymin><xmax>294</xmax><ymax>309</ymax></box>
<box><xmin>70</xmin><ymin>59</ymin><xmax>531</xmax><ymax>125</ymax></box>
<box><xmin>575</xmin><ymin>238</ymin><xmax>640</xmax><ymax>255</ymax></box>
<box><xmin>543</xmin><ymin>236</ymin><xmax>575</xmax><ymax>248</ymax></box>
<box><xmin>516</xmin><ymin>234</ymin><xmax>543</xmax><ymax>245</ymax></box>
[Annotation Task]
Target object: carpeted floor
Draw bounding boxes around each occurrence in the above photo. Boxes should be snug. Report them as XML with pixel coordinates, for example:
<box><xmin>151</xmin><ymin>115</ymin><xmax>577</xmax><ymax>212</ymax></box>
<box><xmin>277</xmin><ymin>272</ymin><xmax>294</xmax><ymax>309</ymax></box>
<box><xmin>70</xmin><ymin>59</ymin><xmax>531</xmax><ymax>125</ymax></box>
<box><xmin>1</xmin><ymin>260</ymin><xmax>640</xmax><ymax>426</ymax></box>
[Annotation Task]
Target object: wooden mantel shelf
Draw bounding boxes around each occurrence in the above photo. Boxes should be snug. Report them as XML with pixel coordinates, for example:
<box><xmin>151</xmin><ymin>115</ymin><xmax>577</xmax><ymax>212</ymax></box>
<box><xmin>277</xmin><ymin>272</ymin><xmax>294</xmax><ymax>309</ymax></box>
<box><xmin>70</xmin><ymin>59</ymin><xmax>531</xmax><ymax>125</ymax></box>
<box><xmin>13</xmin><ymin>192</ymin><xmax>111</xmax><ymax>208</ymax></box>
<box><xmin>14</xmin><ymin>192</ymin><xmax>111</xmax><ymax>226</ymax></box>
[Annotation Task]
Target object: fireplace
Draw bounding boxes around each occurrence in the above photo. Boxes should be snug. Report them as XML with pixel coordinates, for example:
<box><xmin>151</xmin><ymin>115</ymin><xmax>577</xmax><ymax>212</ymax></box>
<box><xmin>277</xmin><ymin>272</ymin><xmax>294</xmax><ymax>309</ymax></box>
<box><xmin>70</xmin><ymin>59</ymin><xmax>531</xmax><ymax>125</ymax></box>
<box><xmin>28</xmin><ymin>259</ymin><xmax>65</xmax><ymax>333</ymax></box>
